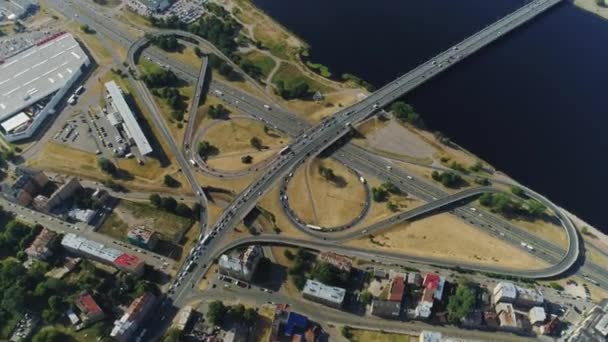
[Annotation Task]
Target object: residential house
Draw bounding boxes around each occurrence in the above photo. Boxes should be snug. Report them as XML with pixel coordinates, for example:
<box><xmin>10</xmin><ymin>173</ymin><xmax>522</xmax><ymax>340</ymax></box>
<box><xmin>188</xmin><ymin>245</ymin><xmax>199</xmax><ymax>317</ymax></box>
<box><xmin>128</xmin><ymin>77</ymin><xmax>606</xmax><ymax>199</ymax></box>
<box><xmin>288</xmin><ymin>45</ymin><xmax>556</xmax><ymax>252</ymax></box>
<box><xmin>110</xmin><ymin>293</ymin><xmax>156</xmax><ymax>342</ymax></box>
<box><xmin>24</xmin><ymin>228</ymin><xmax>56</xmax><ymax>260</ymax></box>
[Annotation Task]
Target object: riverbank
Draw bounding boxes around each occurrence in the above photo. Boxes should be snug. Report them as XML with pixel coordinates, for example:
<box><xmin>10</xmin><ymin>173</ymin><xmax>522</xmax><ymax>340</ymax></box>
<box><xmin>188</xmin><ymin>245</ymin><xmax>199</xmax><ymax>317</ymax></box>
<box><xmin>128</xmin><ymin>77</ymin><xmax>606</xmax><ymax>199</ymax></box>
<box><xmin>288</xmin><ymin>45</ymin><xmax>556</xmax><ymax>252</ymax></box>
<box><xmin>574</xmin><ymin>0</ymin><xmax>608</xmax><ymax>20</ymax></box>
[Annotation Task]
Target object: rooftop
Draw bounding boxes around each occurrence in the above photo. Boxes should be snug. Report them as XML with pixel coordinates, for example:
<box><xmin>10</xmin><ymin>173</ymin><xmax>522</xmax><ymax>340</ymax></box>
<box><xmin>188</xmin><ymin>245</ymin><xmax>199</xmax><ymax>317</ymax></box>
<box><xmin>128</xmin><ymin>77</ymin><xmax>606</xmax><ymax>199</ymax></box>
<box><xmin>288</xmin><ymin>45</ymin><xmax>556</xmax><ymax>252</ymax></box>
<box><xmin>127</xmin><ymin>226</ymin><xmax>157</xmax><ymax>243</ymax></box>
<box><xmin>76</xmin><ymin>292</ymin><xmax>103</xmax><ymax>316</ymax></box>
<box><xmin>388</xmin><ymin>276</ymin><xmax>405</xmax><ymax>302</ymax></box>
<box><xmin>113</xmin><ymin>253</ymin><xmax>144</xmax><ymax>270</ymax></box>
<box><xmin>105</xmin><ymin>81</ymin><xmax>153</xmax><ymax>155</ymax></box>
<box><xmin>0</xmin><ymin>33</ymin><xmax>88</xmax><ymax>120</ymax></box>
<box><xmin>302</xmin><ymin>279</ymin><xmax>346</xmax><ymax>305</ymax></box>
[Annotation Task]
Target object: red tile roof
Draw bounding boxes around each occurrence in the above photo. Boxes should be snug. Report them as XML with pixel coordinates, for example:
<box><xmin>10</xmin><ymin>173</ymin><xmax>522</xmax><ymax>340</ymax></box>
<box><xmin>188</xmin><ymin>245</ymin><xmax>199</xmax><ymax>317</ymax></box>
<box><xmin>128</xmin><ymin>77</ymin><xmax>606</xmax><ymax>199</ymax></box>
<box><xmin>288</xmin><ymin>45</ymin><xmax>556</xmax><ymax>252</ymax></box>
<box><xmin>389</xmin><ymin>276</ymin><xmax>405</xmax><ymax>302</ymax></box>
<box><xmin>423</xmin><ymin>273</ymin><xmax>440</xmax><ymax>290</ymax></box>
<box><xmin>113</xmin><ymin>253</ymin><xmax>143</xmax><ymax>270</ymax></box>
<box><xmin>76</xmin><ymin>293</ymin><xmax>103</xmax><ymax>315</ymax></box>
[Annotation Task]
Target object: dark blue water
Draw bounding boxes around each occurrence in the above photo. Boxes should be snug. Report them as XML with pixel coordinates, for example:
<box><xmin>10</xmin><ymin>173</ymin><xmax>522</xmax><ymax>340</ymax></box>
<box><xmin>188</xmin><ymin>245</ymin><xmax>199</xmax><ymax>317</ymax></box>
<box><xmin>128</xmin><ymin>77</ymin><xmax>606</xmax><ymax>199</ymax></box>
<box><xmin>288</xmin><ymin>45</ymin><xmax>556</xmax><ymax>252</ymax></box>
<box><xmin>254</xmin><ymin>0</ymin><xmax>608</xmax><ymax>231</ymax></box>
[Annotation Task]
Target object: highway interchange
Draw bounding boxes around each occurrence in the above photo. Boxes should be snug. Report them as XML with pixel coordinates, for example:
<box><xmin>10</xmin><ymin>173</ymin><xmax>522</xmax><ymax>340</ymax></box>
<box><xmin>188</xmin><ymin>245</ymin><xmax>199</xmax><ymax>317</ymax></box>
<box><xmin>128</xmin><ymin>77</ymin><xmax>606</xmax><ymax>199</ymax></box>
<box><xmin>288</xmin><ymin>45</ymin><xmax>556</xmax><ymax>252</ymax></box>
<box><xmin>38</xmin><ymin>0</ymin><xmax>608</xmax><ymax>339</ymax></box>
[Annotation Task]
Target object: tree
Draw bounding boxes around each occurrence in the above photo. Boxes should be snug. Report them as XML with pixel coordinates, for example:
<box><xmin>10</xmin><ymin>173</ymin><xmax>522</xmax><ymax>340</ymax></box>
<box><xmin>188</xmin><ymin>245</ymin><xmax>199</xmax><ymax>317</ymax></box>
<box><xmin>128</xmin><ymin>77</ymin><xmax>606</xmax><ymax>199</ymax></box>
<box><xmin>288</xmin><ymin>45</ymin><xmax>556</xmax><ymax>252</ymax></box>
<box><xmin>341</xmin><ymin>326</ymin><xmax>354</xmax><ymax>339</ymax></box>
<box><xmin>510</xmin><ymin>186</ymin><xmax>525</xmax><ymax>198</ymax></box>
<box><xmin>470</xmin><ymin>160</ymin><xmax>484</xmax><ymax>173</ymax></box>
<box><xmin>80</xmin><ymin>24</ymin><xmax>94</xmax><ymax>34</ymax></box>
<box><xmin>387</xmin><ymin>201</ymin><xmax>399</xmax><ymax>212</ymax></box>
<box><xmin>241</xmin><ymin>155</ymin><xmax>253</xmax><ymax>164</ymax></box>
<box><xmin>198</xmin><ymin>141</ymin><xmax>217</xmax><ymax>159</ymax></box>
<box><xmin>229</xmin><ymin>303</ymin><xmax>245</xmax><ymax>320</ymax></box>
<box><xmin>382</xmin><ymin>182</ymin><xmax>400</xmax><ymax>194</ymax></box>
<box><xmin>194</xmin><ymin>46</ymin><xmax>203</xmax><ymax>58</ymax></box>
<box><xmin>318</xmin><ymin>166</ymin><xmax>336</xmax><ymax>182</ymax></box>
<box><xmin>207</xmin><ymin>300</ymin><xmax>227</xmax><ymax>325</ymax></box>
<box><xmin>371</xmin><ymin>187</ymin><xmax>388</xmax><ymax>202</ymax></box>
<box><xmin>149</xmin><ymin>194</ymin><xmax>161</xmax><ymax>207</ymax></box>
<box><xmin>526</xmin><ymin>200</ymin><xmax>546</xmax><ymax>217</ymax></box>
<box><xmin>360</xmin><ymin>290</ymin><xmax>373</xmax><ymax>305</ymax></box>
<box><xmin>250</xmin><ymin>137</ymin><xmax>263</xmax><ymax>150</ymax></box>
<box><xmin>32</xmin><ymin>327</ymin><xmax>68</xmax><ymax>342</ymax></box>
<box><xmin>163</xmin><ymin>328</ymin><xmax>182</xmax><ymax>342</ymax></box>
<box><xmin>243</xmin><ymin>307</ymin><xmax>257</xmax><ymax>323</ymax></box>
<box><xmin>98</xmin><ymin>157</ymin><xmax>117</xmax><ymax>175</ymax></box>
<box><xmin>447</xmin><ymin>285</ymin><xmax>476</xmax><ymax>323</ymax></box>
<box><xmin>549</xmin><ymin>282</ymin><xmax>564</xmax><ymax>291</ymax></box>
<box><xmin>164</xmin><ymin>175</ymin><xmax>180</xmax><ymax>188</ymax></box>
<box><xmin>160</xmin><ymin>196</ymin><xmax>177</xmax><ymax>212</ymax></box>
<box><xmin>390</xmin><ymin>101</ymin><xmax>423</xmax><ymax>126</ymax></box>
<box><xmin>175</xmin><ymin>203</ymin><xmax>192</xmax><ymax>217</ymax></box>
<box><xmin>208</xmin><ymin>104</ymin><xmax>229</xmax><ymax>119</ymax></box>
<box><xmin>283</xmin><ymin>249</ymin><xmax>294</xmax><ymax>260</ymax></box>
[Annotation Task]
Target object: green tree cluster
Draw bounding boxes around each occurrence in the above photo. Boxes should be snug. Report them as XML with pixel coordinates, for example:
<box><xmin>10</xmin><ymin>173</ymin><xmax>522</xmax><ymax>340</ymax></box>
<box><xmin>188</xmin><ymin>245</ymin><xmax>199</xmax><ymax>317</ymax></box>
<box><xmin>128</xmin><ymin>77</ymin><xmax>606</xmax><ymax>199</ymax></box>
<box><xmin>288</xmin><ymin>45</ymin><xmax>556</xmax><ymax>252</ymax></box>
<box><xmin>288</xmin><ymin>249</ymin><xmax>314</xmax><ymax>290</ymax></box>
<box><xmin>149</xmin><ymin>194</ymin><xmax>195</xmax><ymax>218</ymax></box>
<box><xmin>479</xmin><ymin>192</ymin><xmax>546</xmax><ymax>218</ymax></box>
<box><xmin>276</xmin><ymin>80</ymin><xmax>311</xmax><ymax>100</ymax></box>
<box><xmin>318</xmin><ymin>166</ymin><xmax>336</xmax><ymax>182</ymax></box>
<box><xmin>97</xmin><ymin>157</ymin><xmax>117</xmax><ymax>175</ymax></box>
<box><xmin>197</xmin><ymin>140</ymin><xmax>218</xmax><ymax>159</ymax></box>
<box><xmin>250</xmin><ymin>137</ymin><xmax>263</xmax><ymax>150</ymax></box>
<box><xmin>163</xmin><ymin>175</ymin><xmax>180</xmax><ymax>188</ymax></box>
<box><xmin>208</xmin><ymin>104</ymin><xmax>230</xmax><ymax>119</ymax></box>
<box><xmin>150</xmin><ymin>35</ymin><xmax>182</xmax><ymax>51</ymax></box>
<box><xmin>390</xmin><ymin>101</ymin><xmax>423</xmax><ymax>126</ymax></box>
<box><xmin>447</xmin><ymin>284</ymin><xmax>476</xmax><ymax>323</ymax></box>
<box><xmin>431</xmin><ymin>170</ymin><xmax>464</xmax><ymax>188</ymax></box>
<box><xmin>310</xmin><ymin>262</ymin><xmax>350</xmax><ymax>287</ymax></box>
<box><xmin>141</xmin><ymin>68</ymin><xmax>179</xmax><ymax>88</ymax></box>
<box><xmin>241</xmin><ymin>155</ymin><xmax>253</xmax><ymax>164</ymax></box>
<box><xmin>372</xmin><ymin>187</ymin><xmax>388</xmax><ymax>202</ymax></box>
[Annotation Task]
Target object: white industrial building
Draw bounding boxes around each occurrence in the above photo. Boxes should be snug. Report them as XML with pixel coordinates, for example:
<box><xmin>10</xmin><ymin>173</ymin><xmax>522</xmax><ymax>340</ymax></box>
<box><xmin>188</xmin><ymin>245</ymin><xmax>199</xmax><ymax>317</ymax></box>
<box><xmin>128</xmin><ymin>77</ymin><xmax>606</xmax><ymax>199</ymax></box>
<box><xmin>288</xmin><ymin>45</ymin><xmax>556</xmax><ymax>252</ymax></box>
<box><xmin>0</xmin><ymin>32</ymin><xmax>89</xmax><ymax>141</ymax></box>
<box><xmin>302</xmin><ymin>279</ymin><xmax>346</xmax><ymax>309</ymax></box>
<box><xmin>104</xmin><ymin>81</ymin><xmax>153</xmax><ymax>156</ymax></box>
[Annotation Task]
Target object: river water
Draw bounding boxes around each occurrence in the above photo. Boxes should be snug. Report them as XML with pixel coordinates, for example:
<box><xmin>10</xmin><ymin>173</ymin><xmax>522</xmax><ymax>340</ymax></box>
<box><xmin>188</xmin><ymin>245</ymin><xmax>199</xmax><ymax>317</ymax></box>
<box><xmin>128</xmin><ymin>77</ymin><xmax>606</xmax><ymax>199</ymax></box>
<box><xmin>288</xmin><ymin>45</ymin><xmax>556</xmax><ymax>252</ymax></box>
<box><xmin>253</xmin><ymin>0</ymin><xmax>608</xmax><ymax>231</ymax></box>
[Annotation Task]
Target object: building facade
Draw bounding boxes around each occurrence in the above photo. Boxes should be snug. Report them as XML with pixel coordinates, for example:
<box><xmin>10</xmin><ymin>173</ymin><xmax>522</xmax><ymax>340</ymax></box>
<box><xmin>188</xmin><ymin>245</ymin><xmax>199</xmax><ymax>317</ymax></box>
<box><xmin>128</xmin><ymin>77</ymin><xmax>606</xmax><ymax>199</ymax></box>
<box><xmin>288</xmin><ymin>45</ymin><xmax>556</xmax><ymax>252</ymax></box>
<box><xmin>218</xmin><ymin>245</ymin><xmax>263</xmax><ymax>282</ymax></box>
<box><xmin>301</xmin><ymin>279</ymin><xmax>346</xmax><ymax>309</ymax></box>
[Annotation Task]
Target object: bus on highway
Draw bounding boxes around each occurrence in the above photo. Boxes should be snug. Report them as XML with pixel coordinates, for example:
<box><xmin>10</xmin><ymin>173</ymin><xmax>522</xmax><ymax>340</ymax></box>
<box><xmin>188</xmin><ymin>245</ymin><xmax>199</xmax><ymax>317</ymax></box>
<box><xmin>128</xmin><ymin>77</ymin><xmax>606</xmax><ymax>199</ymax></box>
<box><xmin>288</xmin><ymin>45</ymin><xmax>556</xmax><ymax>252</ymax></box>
<box><xmin>189</xmin><ymin>159</ymin><xmax>197</xmax><ymax>167</ymax></box>
<box><xmin>306</xmin><ymin>224</ymin><xmax>322</xmax><ymax>231</ymax></box>
<box><xmin>279</xmin><ymin>146</ymin><xmax>291</xmax><ymax>155</ymax></box>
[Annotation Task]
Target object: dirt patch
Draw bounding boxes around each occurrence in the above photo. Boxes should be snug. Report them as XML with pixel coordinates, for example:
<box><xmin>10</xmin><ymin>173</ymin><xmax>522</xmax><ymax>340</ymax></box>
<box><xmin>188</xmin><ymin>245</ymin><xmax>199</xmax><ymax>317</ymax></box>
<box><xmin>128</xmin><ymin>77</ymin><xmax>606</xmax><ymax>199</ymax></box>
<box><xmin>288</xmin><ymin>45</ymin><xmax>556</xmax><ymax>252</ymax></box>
<box><xmin>360</xmin><ymin>118</ymin><xmax>435</xmax><ymax>160</ymax></box>
<box><xmin>287</xmin><ymin>158</ymin><xmax>367</xmax><ymax>228</ymax></box>
<box><xmin>203</xmin><ymin>117</ymin><xmax>288</xmax><ymax>155</ymax></box>
<box><xmin>574</xmin><ymin>0</ymin><xmax>608</xmax><ymax>20</ymax></box>
<box><xmin>348</xmin><ymin>213</ymin><xmax>548</xmax><ymax>270</ymax></box>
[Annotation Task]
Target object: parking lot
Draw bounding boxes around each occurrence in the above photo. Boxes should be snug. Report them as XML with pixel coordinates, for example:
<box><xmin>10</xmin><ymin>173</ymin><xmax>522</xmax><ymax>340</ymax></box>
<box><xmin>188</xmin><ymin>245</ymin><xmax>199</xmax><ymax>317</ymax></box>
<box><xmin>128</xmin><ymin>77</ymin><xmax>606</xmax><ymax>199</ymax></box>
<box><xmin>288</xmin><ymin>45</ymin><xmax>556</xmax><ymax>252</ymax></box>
<box><xmin>53</xmin><ymin>104</ymin><xmax>142</xmax><ymax>161</ymax></box>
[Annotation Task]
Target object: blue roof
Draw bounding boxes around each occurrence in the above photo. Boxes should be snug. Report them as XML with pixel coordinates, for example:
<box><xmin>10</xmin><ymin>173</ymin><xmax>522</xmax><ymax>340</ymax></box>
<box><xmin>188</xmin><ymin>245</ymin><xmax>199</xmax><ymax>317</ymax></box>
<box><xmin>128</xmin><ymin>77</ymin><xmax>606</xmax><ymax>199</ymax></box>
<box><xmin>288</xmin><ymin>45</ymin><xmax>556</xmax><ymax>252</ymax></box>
<box><xmin>285</xmin><ymin>312</ymin><xmax>308</xmax><ymax>336</ymax></box>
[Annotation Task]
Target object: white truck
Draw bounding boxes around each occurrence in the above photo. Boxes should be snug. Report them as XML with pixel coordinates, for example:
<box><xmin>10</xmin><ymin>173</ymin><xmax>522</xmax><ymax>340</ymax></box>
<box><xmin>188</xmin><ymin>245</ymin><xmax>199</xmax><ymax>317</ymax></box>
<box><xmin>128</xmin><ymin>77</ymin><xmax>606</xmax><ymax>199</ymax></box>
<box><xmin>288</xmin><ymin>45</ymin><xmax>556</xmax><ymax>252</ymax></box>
<box><xmin>359</xmin><ymin>176</ymin><xmax>366</xmax><ymax>184</ymax></box>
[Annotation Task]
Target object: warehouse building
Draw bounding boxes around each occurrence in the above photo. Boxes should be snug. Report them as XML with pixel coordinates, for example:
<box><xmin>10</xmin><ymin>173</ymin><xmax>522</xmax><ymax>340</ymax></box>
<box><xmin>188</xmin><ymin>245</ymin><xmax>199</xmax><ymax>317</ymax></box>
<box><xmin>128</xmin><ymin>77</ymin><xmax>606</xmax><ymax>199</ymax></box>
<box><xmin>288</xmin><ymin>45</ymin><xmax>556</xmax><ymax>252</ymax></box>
<box><xmin>104</xmin><ymin>81</ymin><xmax>153</xmax><ymax>156</ymax></box>
<box><xmin>0</xmin><ymin>32</ymin><xmax>89</xmax><ymax>141</ymax></box>
<box><xmin>566</xmin><ymin>299</ymin><xmax>608</xmax><ymax>341</ymax></box>
<box><xmin>61</xmin><ymin>233</ymin><xmax>144</xmax><ymax>276</ymax></box>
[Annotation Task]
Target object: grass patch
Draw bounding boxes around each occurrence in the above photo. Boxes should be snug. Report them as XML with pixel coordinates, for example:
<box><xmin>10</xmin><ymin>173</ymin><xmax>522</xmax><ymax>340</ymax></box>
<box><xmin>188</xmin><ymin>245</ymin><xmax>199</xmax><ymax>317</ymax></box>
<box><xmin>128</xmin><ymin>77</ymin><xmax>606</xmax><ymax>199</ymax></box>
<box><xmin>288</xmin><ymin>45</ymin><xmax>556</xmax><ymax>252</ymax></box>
<box><xmin>272</xmin><ymin>62</ymin><xmax>331</xmax><ymax>94</ymax></box>
<box><xmin>305</xmin><ymin>61</ymin><xmax>331</xmax><ymax>78</ymax></box>
<box><xmin>239</xmin><ymin>50</ymin><xmax>276</xmax><ymax>78</ymax></box>
<box><xmin>98</xmin><ymin>212</ymin><xmax>130</xmax><ymax>241</ymax></box>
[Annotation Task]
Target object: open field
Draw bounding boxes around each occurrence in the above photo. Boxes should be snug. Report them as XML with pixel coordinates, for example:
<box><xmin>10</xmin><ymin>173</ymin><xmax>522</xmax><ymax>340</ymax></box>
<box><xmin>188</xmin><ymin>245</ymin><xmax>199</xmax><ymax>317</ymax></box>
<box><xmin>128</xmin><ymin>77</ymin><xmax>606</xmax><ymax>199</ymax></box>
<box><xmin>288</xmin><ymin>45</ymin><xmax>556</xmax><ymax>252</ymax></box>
<box><xmin>271</xmin><ymin>62</ymin><xmax>333</xmax><ymax>94</ymax></box>
<box><xmin>354</xmin><ymin>118</ymin><xmax>435</xmax><ymax>165</ymax></box>
<box><xmin>287</xmin><ymin>158</ymin><xmax>367</xmax><ymax>227</ymax></box>
<box><xmin>27</xmin><ymin>142</ymin><xmax>104</xmax><ymax>179</ymax></box>
<box><xmin>203</xmin><ymin>117</ymin><xmax>288</xmax><ymax>155</ymax></box>
<box><xmin>206</xmin><ymin>149</ymin><xmax>278</xmax><ymax>171</ymax></box>
<box><xmin>98</xmin><ymin>199</ymin><xmax>194</xmax><ymax>242</ymax></box>
<box><xmin>239</xmin><ymin>50</ymin><xmax>277</xmax><ymax>79</ymax></box>
<box><xmin>297</xmin><ymin>89</ymin><xmax>367</xmax><ymax>123</ymax></box>
<box><xmin>509</xmin><ymin>217</ymin><xmax>569</xmax><ymax>250</ymax></box>
<box><xmin>355</xmin><ymin>177</ymin><xmax>423</xmax><ymax>228</ymax></box>
<box><xmin>161</xmin><ymin>45</ymin><xmax>204</xmax><ymax>71</ymax></box>
<box><xmin>257</xmin><ymin>185</ymin><xmax>308</xmax><ymax>239</ymax></box>
<box><xmin>347</xmin><ymin>213</ymin><xmax>548</xmax><ymax>269</ymax></box>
